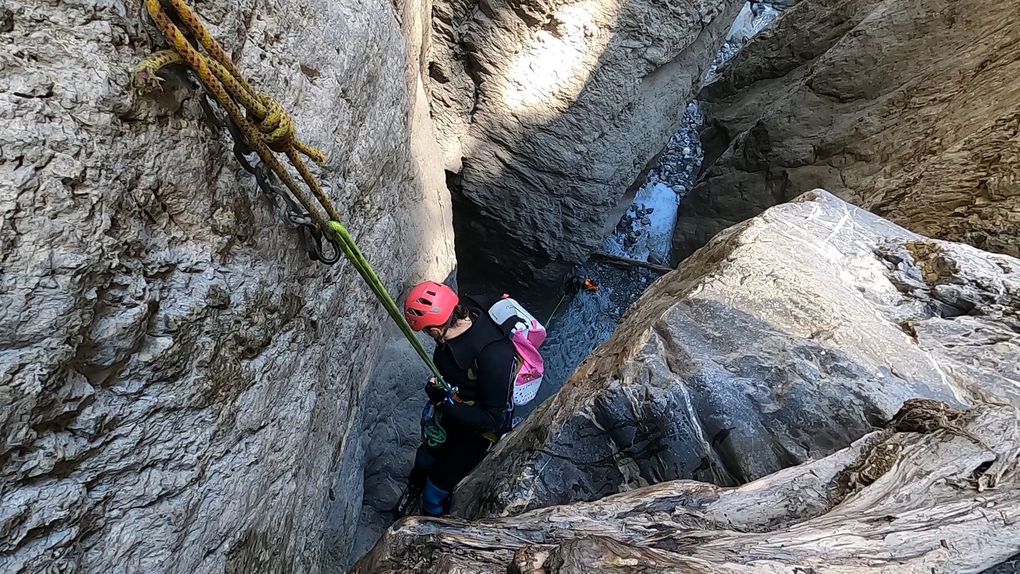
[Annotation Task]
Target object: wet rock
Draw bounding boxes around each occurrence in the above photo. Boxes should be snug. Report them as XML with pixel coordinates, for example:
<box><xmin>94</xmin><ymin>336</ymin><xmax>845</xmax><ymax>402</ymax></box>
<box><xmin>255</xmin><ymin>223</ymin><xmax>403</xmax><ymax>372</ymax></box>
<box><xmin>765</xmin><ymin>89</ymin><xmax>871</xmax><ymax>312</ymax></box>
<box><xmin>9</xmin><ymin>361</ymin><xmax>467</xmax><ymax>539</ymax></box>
<box><xmin>674</xmin><ymin>0</ymin><xmax>1020</xmax><ymax>262</ymax></box>
<box><xmin>645</xmin><ymin>103</ymin><xmax>706</xmax><ymax>198</ymax></box>
<box><xmin>0</xmin><ymin>0</ymin><xmax>454</xmax><ymax>572</ymax></box>
<box><xmin>431</xmin><ymin>0</ymin><xmax>746</xmax><ymax>303</ymax></box>
<box><xmin>353</xmin><ymin>401</ymin><xmax>1020</xmax><ymax>573</ymax></box>
<box><xmin>727</xmin><ymin>1</ymin><xmax>785</xmax><ymax>45</ymax></box>
<box><xmin>453</xmin><ymin>190</ymin><xmax>1020</xmax><ymax>518</ymax></box>
<box><xmin>346</xmin><ymin>328</ymin><xmax>445</xmax><ymax>567</ymax></box>
<box><xmin>603</xmin><ymin>183</ymin><xmax>680</xmax><ymax>266</ymax></box>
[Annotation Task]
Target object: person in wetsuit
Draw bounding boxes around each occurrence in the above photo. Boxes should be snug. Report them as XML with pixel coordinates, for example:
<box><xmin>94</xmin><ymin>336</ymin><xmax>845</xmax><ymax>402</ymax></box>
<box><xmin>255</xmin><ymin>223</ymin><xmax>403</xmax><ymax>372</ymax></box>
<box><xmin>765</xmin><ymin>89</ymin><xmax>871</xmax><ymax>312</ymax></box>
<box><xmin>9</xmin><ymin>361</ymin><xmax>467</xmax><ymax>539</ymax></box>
<box><xmin>402</xmin><ymin>281</ymin><xmax>516</xmax><ymax>516</ymax></box>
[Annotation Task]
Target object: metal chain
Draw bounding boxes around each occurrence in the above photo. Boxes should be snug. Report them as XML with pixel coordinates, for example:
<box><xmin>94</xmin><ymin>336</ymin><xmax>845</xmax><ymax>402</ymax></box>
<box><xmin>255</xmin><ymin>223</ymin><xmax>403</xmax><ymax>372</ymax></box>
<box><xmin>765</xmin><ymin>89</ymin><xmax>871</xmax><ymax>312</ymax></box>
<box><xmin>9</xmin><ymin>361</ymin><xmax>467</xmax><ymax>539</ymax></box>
<box><xmin>195</xmin><ymin>88</ymin><xmax>341</xmax><ymax>265</ymax></box>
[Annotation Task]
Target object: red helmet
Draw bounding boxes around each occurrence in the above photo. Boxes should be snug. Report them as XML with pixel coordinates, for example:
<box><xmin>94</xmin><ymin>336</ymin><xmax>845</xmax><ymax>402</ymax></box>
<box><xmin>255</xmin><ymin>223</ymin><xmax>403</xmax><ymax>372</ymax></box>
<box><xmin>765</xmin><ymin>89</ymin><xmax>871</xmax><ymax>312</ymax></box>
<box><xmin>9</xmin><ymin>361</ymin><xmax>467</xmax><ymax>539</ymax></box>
<box><xmin>404</xmin><ymin>281</ymin><xmax>459</xmax><ymax>331</ymax></box>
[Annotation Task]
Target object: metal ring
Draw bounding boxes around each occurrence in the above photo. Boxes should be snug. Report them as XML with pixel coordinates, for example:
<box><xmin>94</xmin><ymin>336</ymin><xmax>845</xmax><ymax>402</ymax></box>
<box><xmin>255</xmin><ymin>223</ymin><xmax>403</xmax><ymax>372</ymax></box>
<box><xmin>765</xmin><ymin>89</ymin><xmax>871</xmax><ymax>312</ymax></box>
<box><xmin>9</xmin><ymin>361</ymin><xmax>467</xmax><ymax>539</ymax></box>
<box><xmin>193</xmin><ymin>84</ymin><xmax>340</xmax><ymax>267</ymax></box>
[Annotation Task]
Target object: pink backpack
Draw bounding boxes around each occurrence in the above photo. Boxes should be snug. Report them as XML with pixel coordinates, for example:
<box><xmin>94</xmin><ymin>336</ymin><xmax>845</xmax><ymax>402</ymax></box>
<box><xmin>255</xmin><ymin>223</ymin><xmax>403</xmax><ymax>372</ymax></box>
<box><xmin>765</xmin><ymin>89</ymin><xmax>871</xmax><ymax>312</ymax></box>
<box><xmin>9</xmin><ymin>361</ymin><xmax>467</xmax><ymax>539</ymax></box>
<box><xmin>486</xmin><ymin>296</ymin><xmax>547</xmax><ymax>406</ymax></box>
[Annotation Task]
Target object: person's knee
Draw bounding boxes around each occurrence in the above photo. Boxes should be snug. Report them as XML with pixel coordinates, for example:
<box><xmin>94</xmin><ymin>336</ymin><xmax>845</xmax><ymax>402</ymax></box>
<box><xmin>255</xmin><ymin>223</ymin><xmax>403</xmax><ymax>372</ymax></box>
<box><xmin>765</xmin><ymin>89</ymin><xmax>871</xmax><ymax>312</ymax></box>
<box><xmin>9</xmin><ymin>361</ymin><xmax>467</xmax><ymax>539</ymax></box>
<box><xmin>414</xmin><ymin>445</ymin><xmax>437</xmax><ymax>469</ymax></box>
<box><xmin>431</xmin><ymin>436</ymin><xmax>490</xmax><ymax>487</ymax></box>
<box><xmin>426</xmin><ymin>460</ymin><xmax>466</xmax><ymax>494</ymax></box>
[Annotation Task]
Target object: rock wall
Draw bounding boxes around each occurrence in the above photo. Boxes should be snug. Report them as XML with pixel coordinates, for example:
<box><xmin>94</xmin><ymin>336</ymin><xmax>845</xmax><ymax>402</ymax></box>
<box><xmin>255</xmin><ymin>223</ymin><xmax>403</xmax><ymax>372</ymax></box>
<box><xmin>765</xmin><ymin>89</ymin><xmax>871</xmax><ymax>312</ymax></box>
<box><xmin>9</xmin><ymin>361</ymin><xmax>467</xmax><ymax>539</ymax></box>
<box><xmin>429</xmin><ymin>0</ymin><xmax>745</xmax><ymax>303</ymax></box>
<box><xmin>0</xmin><ymin>1</ymin><xmax>454</xmax><ymax>572</ymax></box>
<box><xmin>673</xmin><ymin>0</ymin><xmax>1020</xmax><ymax>262</ymax></box>
<box><xmin>353</xmin><ymin>400</ymin><xmax>1020</xmax><ymax>573</ymax></box>
<box><xmin>453</xmin><ymin>190</ymin><xmax>1020</xmax><ymax>518</ymax></box>
<box><xmin>347</xmin><ymin>329</ymin><xmax>436</xmax><ymax>565</ymax></box>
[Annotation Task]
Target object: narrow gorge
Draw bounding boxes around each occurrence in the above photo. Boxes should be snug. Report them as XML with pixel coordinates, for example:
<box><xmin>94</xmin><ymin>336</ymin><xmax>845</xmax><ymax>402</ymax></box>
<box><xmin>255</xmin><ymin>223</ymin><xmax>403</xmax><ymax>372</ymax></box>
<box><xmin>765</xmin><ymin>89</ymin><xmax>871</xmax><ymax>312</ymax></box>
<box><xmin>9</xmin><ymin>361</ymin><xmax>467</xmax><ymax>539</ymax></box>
<box><xmin>1</xmin><ymin>0</ymin><xmax>1018</xmax><ymax>573</ymax></box>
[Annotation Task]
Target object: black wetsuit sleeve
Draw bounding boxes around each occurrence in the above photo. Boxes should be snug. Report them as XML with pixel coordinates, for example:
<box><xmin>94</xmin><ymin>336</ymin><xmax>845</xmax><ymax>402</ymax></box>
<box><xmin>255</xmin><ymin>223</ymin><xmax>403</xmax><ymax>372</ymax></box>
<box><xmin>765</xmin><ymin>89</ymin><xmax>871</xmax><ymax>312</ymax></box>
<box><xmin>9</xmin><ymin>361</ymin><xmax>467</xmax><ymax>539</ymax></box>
<box><xmin>438</xmin><ymin>342</ymin><xmax>515</xmax><ymax>433</ymax></box>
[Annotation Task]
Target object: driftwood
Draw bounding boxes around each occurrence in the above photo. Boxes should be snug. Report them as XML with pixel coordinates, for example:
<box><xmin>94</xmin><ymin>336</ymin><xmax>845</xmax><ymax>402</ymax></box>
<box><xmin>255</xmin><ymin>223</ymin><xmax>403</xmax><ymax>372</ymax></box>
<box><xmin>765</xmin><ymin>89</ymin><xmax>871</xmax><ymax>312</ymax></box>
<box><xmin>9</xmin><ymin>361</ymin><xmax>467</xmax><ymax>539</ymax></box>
<box><xmin>589</xmin><ymin>251</ymin><xmax>674</xmax><ymax>274</ymax></box>
<box><xmin>351</xmin><ymin>401</ymin><xmax>1020</xmax><ymax>573</ymax></box>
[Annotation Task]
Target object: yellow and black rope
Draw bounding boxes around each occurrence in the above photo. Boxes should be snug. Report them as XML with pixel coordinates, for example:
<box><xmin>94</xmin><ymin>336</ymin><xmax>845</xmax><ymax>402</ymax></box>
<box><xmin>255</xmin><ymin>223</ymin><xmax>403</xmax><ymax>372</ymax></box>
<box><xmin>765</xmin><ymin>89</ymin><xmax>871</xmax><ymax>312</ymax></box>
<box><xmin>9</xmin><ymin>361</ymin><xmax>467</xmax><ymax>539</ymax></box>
<box><xmin>134</xmin><ymin>0</ymin><xmax>450</xmax><ymax>390</ymax></box>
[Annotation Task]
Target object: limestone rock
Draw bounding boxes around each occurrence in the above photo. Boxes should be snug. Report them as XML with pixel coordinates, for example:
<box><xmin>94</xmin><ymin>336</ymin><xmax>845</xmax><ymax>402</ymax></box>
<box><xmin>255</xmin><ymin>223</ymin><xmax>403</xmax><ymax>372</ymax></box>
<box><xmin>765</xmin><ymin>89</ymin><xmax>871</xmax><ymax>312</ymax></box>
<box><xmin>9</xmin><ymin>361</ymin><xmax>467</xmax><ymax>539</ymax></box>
<box><xmin>0</xmin><ymin>1</ymin><xmax>454</xmax><ymax>572</ymax></box>
<box><xmin>673</xmin><ymin>0</ymin><xmax>1020</xmax><ymax>262</ymax></box>
<box><xmin>453</xmin><ymin>190</ymin><xmax>1020</xmax><ymax>518</ymax></box>
<box><xmin>347</xmin><ymin>330</ymin><xmax>439</xmax><ymax>566</ymax></box>
<box><xmin>430</xmin><ymin>0</ymin><xmax>745</xmax><ymax>302</ymax></box>
<box><xmin>353</xmin><ymin>401</ymin><xmax>1020</xmax><ymax>573</ymax></box>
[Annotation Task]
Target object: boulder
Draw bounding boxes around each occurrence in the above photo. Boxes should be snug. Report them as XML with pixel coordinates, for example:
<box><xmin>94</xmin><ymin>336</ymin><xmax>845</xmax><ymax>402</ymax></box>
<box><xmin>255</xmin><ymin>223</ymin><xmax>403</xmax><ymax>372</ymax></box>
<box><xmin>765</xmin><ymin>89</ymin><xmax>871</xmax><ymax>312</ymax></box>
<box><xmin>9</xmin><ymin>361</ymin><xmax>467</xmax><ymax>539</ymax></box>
<box><xmin>353</xmin><ymin>400</ymin><xmax>1020</xmax><ymax>573</ymax></box>
<box><xmin>0</xmin><ymin>0</ymin><xmax>454</xmax><ymax>572</ymax></box>
<box><xmin>673</xmin><ymin>0</ymin><xmax>1020</xmax><ymax>262</ymax></box>
<box><xmin>454</xmin><ymin>190</ymin><xmax>1020</xmax><ymax>518</ymax></box>
<box><xmin>429</xmin><ymin>0</ymin><xmax>745</xmax><ymax>302</ymax></box>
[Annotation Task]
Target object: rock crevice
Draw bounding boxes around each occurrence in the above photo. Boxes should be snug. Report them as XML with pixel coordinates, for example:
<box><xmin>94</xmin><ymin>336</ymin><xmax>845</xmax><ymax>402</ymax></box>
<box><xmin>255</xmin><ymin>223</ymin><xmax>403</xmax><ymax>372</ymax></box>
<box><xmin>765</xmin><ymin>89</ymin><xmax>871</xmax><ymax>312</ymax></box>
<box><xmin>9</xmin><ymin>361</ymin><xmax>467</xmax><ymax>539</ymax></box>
<box><xmin>430</xmin><ymin>0</ymin><xmax>746</xmax><ymax>302</ymax></box>
<box><xmin>674</xmin><ymin>0</ymin><xmax>1020</xmax><ymax>262</ymax></box>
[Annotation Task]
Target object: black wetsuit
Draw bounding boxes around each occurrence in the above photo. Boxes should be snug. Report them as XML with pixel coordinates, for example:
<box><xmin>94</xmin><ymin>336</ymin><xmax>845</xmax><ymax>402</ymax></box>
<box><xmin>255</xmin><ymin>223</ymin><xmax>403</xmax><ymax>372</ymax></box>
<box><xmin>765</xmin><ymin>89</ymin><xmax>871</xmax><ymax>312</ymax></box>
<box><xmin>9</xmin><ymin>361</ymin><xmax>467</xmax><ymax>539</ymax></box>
<box><xmin>410</xmin><ymin>295</ymin><xmax>516</xmax><ymax>502</ymax></box>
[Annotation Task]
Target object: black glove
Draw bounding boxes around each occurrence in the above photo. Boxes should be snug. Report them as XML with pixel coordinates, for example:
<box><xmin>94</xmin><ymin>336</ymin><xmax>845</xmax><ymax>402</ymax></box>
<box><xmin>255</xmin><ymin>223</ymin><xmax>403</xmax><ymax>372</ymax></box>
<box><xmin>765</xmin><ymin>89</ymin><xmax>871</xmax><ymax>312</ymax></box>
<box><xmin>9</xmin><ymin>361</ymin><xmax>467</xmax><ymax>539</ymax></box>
<box><xmin>425</xmin><ymin>377</ymin><xmax>448</xmax><ymax>405</ymax></box>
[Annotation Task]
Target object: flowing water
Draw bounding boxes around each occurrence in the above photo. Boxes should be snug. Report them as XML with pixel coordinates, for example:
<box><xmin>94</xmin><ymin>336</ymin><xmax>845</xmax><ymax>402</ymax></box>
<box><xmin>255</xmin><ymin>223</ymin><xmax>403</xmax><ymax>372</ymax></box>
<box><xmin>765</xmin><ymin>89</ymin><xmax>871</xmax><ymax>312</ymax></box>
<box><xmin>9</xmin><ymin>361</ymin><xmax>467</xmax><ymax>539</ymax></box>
<box><xmin>516</xmin><ymin>2</ymin><xmax>787</xmax><ymax>421</ymax></box>
<box><xmin>517</xmin><ymin>103</ymin><xmax>704</xmax><ymax>420</ymax></box>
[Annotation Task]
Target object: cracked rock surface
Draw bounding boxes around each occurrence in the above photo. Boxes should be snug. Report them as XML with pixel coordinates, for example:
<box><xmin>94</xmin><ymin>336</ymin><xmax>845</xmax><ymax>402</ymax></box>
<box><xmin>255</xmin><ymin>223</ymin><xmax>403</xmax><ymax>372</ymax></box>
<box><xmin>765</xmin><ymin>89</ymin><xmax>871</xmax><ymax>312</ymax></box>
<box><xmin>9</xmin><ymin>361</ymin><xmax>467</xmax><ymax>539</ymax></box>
<box><xmin>0</xmin><ymin>0</ymin><xmax>453</xmax><ymax>572</ymax></box>
<box><xmin>674</xmin><ymin>0</ymin><xmax>1020</xmax><ymax>262</ymax></box>
<box><xmin>354</xmin><ymin>400</ymin><xmax>1020</xmax><ymax>573</ymax></box>
<box><xmin>429</xmin><ymin>0</ymin><xmax>745</xmax><ymax>301</ymax></box>
<box><xmin>452</xmin><ymin>190</ymin><xmax>1020</xmax><ymax>518</ymax></box>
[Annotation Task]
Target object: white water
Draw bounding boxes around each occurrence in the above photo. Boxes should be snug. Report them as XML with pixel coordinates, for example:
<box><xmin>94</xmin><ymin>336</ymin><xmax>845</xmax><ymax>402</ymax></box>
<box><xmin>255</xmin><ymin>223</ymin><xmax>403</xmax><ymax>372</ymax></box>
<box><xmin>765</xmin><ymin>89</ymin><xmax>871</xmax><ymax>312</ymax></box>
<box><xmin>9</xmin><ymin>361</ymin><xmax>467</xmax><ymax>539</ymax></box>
<box><xmin>517</xmin><ymin>0</ymin><xmax>789</xmax><ymax>421</ymax></box>
<box><xmin>516</xmin><ymin>103</ymin><xmax>703</xmax><ymax>420</ymax></box>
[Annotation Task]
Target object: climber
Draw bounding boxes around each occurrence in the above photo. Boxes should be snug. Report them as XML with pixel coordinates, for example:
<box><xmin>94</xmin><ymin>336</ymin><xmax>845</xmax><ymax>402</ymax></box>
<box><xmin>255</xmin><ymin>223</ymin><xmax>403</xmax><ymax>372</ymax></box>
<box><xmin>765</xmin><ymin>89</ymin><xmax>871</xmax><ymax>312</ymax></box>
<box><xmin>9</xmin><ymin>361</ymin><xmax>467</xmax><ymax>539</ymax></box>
<box><xmin>564</xmin><ymin>275</ymin><xmax>600</xmax><ymax>295</ymax></box>
<box><xmin>399</xmin><ymin>281</ymin><xmax>518</xmax><ymax>517</ymax></box>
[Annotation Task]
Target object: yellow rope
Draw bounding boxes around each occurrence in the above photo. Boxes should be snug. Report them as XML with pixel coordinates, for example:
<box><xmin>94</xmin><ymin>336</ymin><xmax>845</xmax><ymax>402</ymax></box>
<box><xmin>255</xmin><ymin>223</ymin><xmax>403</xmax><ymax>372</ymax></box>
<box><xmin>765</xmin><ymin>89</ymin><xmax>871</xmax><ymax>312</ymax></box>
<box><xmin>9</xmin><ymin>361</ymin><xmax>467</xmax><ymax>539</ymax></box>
<box><xmin>135</xmin><ymin>0</ymin><xmax>336</xmax><ymax>230</ymax></box>
<box><xmin>134</xmin><ymin>0</ymin><xmax>453</xmax><ymax>391</ymax></box>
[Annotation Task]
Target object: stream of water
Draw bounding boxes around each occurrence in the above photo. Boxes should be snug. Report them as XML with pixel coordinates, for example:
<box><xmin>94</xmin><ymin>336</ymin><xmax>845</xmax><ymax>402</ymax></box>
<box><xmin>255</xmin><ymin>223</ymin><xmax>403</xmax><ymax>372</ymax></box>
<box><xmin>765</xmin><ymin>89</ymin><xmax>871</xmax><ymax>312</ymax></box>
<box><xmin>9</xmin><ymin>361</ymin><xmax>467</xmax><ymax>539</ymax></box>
<box><xmin>517</xmin><ymin>2</ymin><xmax>785</xmax><ymax>421</ymax></box>
<box><xmin>516</xmin><ymin>103</ymin><xmax>704</xmax><ymax>419</ymax></box>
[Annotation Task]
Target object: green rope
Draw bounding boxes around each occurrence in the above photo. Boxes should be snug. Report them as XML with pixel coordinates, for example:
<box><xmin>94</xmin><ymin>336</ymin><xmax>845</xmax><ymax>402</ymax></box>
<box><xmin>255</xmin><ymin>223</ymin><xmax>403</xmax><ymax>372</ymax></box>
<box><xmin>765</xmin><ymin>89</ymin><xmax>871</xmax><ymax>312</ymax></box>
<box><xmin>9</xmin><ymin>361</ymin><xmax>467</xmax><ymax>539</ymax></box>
<box><xmin>422</xmin><ymin>411</ymin><xmax>448</xmax><ymax>447</ymax></box>
<box><xmin>326</xmin><ymin>220</ymin><xmax>453</xmax><ymax>392</ymax></box>
<box><xmin>545</xmin><ymin>291</ymin><xmax>568</xmax><ymax>325</ymax></box>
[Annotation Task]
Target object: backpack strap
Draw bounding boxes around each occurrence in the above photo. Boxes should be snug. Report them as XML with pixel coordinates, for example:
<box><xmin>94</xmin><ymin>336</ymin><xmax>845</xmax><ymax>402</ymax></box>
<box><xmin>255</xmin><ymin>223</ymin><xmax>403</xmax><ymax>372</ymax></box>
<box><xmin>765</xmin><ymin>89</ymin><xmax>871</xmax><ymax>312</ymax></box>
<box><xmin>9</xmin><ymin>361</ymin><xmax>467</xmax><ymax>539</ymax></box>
<box><xmin>443</xmin><ymin>296</ymin><xmax>505</xmax><ymax>371</ymax></box>
<box><xmin>459</xmin><ymin>294</ymin><xmax>519</xmax><ymax>437</ymax></box>
<box><xmin>480</xmin><ymin>353</ymin><xmax>518</xmax><ymax>445</ymax></box>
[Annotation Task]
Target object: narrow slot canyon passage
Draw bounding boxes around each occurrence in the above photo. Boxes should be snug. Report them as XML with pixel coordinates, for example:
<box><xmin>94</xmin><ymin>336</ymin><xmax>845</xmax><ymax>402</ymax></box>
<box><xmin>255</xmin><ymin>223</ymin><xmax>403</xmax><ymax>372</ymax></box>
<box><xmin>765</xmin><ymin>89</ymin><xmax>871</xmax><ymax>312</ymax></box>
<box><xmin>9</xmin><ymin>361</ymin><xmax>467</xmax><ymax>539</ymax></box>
<box><xmin>350</xmin><ymin>2</ymin><xmax>815</xmax><ymax>564</ymax></box>
<box><xmin>351</xmin><ymin>0</ymin><xmax>1020</xmax><ymax>570</ymax></box>
<box><xmin>2</xmin><ymin>0</ymin><xmax>1019</xmax><ymax>573</ymax></box>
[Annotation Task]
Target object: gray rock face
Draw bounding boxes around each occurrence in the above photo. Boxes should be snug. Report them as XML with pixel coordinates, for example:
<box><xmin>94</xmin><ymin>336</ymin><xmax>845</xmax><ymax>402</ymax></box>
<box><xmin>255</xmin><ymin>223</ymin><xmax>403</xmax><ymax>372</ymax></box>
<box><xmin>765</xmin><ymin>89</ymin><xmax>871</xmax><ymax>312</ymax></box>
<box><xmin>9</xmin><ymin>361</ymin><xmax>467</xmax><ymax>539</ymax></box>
<box><xmin>429</xmin><ymin>0</ymin><xmax>745</xmax><ymax>301</ymax></box>
<box><xmin>347</xmin><ymin>330</ymin><xmax>436</xmax><ymax>566</ymax></box>
<box><xmin>452</xmin><ymin>190</ymin><xmax>1020</xmax><ymax>518</ymax></box>
<box><xmin>988</xmin><ymin>556</ymin><xmax>1020</xmax><ymax>574</ymax></box>
<box><xmin>673</xmin><ymin>0</ymin><xmax>1020</xmax><ymax>262</ymax></box>
<box><xmin>0</xmin><ymin>1</ymin><xmax>454</xmax><ymax>572</ymax></box>
<box><xmin>354</xmin><ymin>400</ymin><xmax>1020</xmax><ymax>573</ymax></box>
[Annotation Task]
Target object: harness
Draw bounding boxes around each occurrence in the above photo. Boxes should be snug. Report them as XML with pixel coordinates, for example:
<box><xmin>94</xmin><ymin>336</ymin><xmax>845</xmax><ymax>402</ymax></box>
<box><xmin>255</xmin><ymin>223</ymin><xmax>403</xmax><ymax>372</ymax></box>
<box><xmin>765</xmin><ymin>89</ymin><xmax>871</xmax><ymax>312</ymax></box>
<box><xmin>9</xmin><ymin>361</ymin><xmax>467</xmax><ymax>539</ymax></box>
<box><xmin>439</xmin><ymin>301</ymin><xmax>518</xmax><ymax>443</ymax></box>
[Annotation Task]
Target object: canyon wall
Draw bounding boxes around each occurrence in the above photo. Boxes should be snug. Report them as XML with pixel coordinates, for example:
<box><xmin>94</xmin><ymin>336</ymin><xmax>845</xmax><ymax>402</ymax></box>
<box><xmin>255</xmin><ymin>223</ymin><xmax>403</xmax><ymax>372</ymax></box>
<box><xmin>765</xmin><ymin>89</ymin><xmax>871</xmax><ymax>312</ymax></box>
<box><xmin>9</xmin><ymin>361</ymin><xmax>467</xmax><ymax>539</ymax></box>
<box><xmin>0</xmin><ymin>0</ymin><xmax>453</xmax><ymax>571</ymax></box>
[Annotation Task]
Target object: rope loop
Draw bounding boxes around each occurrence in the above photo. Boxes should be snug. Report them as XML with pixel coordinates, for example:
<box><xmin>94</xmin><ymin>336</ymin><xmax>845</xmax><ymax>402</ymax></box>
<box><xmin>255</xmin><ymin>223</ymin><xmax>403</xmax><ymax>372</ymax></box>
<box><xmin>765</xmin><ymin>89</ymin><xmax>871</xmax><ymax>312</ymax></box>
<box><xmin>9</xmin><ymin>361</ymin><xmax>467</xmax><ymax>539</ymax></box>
<box><xmin>253</xmin><ymin>95</ymin><xmax>296</xmax><ymax>152</ymax></box>
<box><xmin>136</xmin><ymin>0</ymin><xmax>449</xmax><ymax>389</ymax></box>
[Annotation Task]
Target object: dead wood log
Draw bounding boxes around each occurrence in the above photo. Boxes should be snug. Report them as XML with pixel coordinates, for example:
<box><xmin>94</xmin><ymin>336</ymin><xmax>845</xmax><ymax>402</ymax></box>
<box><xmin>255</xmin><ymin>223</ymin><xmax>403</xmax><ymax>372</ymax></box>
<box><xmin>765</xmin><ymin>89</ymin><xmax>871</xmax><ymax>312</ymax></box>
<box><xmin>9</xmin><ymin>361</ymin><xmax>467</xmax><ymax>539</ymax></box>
<box><xmin>590</xmin><ymin>251</ymin><xmax>674</xmax><ymax>274</ymax></box>
<box><xmin>352</xmin><ymin>402</ymin><xmax>1020</xmax><ymax>573</ymax></box>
